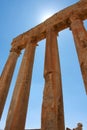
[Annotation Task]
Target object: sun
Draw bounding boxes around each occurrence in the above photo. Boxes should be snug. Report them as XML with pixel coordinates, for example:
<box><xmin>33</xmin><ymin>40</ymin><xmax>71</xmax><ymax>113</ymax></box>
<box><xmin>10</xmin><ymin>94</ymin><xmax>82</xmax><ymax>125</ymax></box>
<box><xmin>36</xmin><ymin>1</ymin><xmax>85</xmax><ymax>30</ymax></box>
<box><xmin>41</xmin><ymin>13</ymin><xmax>53</xmax><ymax>22</ymax></box>
<box><xmin>40</xmin><ymin>11</ymin><xmax>54</xmax><ymax>22</ymax></box>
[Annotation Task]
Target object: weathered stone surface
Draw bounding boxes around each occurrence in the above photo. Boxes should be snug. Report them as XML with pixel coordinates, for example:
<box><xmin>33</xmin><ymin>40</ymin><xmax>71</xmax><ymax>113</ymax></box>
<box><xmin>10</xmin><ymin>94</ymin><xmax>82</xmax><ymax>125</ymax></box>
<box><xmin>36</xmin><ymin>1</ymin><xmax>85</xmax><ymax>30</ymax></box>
<box><xmin>0</xmin><ymin>47</ymin><xmax>21</xmax><ymax>119</ymax></box>
<box><xmin>41</xmin><ymin>28</ymin><xmax>65</xmax><ymax>130</ymax></box>
<box><xmin>5</xmin><ymin>42</ymin><xmax>37</xmax><ymax>130</ymax></box>
<box><xmin>69</xmin><ymin>14</ymin><xmax>87</xmax><ymax>93</ymax></box>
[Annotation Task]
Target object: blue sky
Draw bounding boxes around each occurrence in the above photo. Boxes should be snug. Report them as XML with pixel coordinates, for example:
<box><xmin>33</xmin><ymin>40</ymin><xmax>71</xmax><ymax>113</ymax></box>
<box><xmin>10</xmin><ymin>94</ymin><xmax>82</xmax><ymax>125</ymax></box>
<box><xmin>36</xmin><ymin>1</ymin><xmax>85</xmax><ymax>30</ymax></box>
<box><xmin>0</xmin><ymin>0</ymin><xmax>87</xmax><ymax>129</ymax></box>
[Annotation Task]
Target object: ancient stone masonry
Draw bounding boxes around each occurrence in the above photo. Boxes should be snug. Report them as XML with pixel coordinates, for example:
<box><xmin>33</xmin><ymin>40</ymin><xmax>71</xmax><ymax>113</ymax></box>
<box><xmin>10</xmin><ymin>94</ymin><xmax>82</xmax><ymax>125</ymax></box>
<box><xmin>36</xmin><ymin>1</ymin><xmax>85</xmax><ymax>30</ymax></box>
<box><xmin>0</xmin><ymin>47</ymin><xmax>21</xmax><ymax>118</ymax></box>
<box><xmin>5</xmin><ymin>41</ymin><xmax>37</xmax><ymax>130</ymax></box>
<box><xmin>41</xmin><ymin>28</ymin><xmax>65</xmax><ymax>130</ymax></box>
<box><xmin>0</xmin><ymin>0</ymin><xmax>87</xmax><ymax>130</ymax></box>
<box><xmin>69</xmin><ymin>13</ymin><xmax>87</xmax><ymax>93</ymax></box>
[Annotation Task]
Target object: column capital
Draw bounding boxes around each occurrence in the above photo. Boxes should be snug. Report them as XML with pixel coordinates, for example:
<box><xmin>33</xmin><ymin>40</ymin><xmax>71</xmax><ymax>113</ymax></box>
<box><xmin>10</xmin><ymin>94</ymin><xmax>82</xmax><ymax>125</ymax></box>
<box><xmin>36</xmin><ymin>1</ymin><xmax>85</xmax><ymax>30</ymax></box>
<box><xmin>30</xmin><ymin>42</ymin><xmax>38</xmax><ymax>47</ymax></box>
<box><xmin>46</xmin><ymin>26</ymin><xmax>58</xmax><ymax>36</ymax></box>
<box><xmin>69</xmin><ymin>13</ymin><xmax>81</xmax><ymax>23</ymax></box>
<box><xmin>68</xmin><ymin>13</ymin><xmax>83</xmax><ymax>31</ymax></box>
<box><xmin>10</xmin><ymin>46</ymin><xmax>21</xmax><ymax>56</ymax></box>
<box><xmin>24</xmin><ymin>36</ymin><xmax>39</xmax><ymax>48</ymax></box>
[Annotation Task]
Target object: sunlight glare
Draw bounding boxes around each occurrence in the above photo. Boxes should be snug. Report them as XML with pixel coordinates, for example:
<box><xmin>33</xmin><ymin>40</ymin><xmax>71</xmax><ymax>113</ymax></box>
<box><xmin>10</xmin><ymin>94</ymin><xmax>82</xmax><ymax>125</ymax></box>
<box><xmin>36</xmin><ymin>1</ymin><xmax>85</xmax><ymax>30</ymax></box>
<box><xmin>40</xmin><ymin>11</ymin><xmax>54</xmax><ymax>22</ymax></box>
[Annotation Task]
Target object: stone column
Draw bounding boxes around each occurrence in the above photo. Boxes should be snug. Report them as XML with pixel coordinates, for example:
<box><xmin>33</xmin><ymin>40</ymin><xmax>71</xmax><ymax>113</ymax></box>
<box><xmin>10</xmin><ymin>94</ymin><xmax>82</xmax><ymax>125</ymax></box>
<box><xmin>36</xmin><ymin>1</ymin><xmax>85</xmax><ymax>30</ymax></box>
<box><xmin>69</xmin><ymin>14</ymin><xmax>87</xmax><ymax>94</ymax></box>
<box><xmin>5</xmin><ymin>41</ymin><xmax>37</xmax><ymax>130</ymax></box>
<box><xmin>41</xmin><ymin>28</ymin><xmax>65</xmax><ymax>130</ymax></box>
<box><xmin>0</xmin><ymin>46</ymin><xmax>20</xmax><ymax>118</ymax></box>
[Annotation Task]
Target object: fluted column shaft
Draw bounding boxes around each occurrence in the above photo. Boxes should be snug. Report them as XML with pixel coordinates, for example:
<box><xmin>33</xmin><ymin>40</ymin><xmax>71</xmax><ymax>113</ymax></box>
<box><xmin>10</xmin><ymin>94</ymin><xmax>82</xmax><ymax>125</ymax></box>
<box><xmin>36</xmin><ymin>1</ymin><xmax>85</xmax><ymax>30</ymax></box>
<box><xmin>5</xmin><ymin>42</ymin><xmax>37</xmax><ymax>130</ymax></box>
<box><xmin>69</xmin><ymin>14</ymin><xmax>87</xmax><ymax>93</ymax></box>
<box><xmin>41</xmin><ymin>28</ymin><xmax>65</xmax><ymax>130</ymax></box>
<box><xmin>0</xmin><ymin>47</ymin><xmax>20</xmax><ymax>118</ymax></box>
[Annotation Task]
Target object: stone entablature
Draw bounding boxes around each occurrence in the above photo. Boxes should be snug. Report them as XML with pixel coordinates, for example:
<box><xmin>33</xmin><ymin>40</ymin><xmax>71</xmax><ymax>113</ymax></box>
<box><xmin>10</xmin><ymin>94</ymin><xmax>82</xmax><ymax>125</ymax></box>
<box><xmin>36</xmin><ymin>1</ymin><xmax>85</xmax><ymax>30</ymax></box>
<box><xmin>11</xmin><ymin>0</ymin><xmax>87</xmax><ymax>50</ymax></box>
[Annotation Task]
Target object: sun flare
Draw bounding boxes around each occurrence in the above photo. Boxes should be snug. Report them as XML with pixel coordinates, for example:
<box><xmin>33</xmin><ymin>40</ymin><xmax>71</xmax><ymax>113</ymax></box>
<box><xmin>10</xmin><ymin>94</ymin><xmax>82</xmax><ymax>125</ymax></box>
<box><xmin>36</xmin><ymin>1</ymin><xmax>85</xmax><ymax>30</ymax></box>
<box><xmin>40</xmin><ymin>12</ymin><xmax>54</xmax><ymax>22</ymax></box>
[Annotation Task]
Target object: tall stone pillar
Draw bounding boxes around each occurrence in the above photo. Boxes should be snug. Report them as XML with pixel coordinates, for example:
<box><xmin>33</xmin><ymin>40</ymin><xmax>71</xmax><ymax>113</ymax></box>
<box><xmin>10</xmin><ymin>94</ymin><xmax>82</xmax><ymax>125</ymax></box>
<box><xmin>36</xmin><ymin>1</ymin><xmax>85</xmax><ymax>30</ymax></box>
<box><xmin>69</xmin><ymin>14</ymin><xmax>87</xmax><ymax>93</ymax></box>
<box><xmin>5</xmin><ymin>41</ymin><xmax>37</xmax><ymax>130</ymax></box>
<box><xmin>0</xmin><ymin>46</ymin><xmax>20</xmax><ymax>118</ymax></box>
<box><xmin>41</xmin><ymin>28</ymin><xmax>65</xmax><ymax>130</ymax></box>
